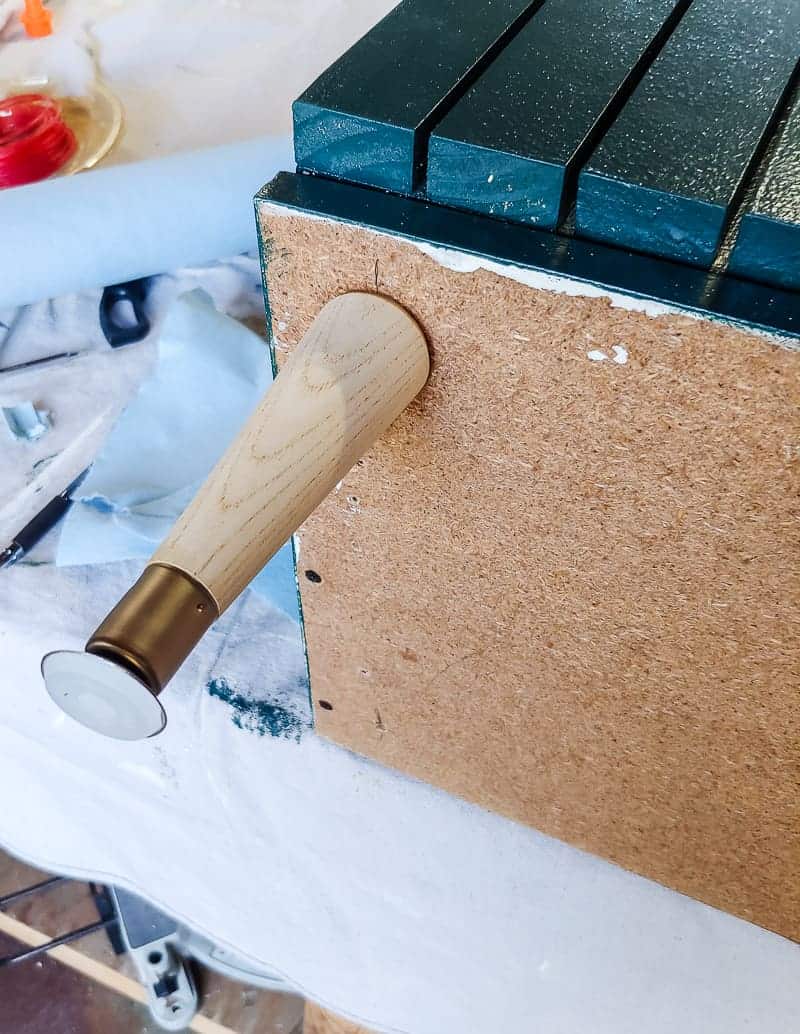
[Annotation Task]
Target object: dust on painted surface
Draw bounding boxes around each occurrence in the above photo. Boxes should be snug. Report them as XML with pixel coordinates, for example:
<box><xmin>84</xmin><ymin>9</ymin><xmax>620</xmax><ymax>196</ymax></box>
<box><xmin>206</xmin><ymin>678</ymin><xmax>308</xmax><ymax>741</ymax></box>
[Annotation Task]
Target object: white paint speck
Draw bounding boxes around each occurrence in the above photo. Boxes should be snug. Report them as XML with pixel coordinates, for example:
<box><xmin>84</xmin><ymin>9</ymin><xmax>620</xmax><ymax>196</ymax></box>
<box><xmin>277</xmin><ymin>320</ymin><xmax>287</xmax><ymax>332</ymax></box>
<box><xmin>587</xmin><ymin>345</ymin><xmax>629</xmax><ymax>365</ymax></box>
<box><xmin>487</xmin><ymin>173</ymin><xmax>494</xmax><ymax>183</ymax></box>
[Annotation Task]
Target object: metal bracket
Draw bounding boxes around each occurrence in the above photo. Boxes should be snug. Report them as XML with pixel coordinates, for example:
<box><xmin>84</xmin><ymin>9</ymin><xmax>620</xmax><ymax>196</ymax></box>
<box><xmin>110</xmin><ymin>887</ymin><xmax>198</xmax><ymax>1031</ymax></box>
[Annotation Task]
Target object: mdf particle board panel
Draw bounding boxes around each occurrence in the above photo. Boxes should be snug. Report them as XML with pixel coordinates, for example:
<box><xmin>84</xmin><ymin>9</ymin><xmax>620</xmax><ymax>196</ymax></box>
<box><xmin>258</xmin><ymin>199</ymin><xmax>800</xmax><ymax>944</ymax></box>
<box><xmin>292</xmin><ymin>0</ymin><xmax>540</xmax><ymax>194</ymax></box>
<box><xmin>729</xmin><ymin>92</ymin><xmax>800</xmax><ymax>292</ymax></box>
<box><xmin>426</xmin><ymin>0</ymin><xmax>688</xmax><ymax>227</ymax></box>
<box><xmin>576</xmin><ymin>0</ymin><xmax>800</xmax><ymax>267</ymax></box>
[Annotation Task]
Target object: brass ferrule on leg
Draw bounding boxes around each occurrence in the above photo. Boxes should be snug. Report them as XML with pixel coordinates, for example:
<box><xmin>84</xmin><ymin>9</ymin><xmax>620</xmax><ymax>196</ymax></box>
<box><xmin>86</xmin><ymin>563</ymin><xmax>219</xmax><ymax>694</ymax></box>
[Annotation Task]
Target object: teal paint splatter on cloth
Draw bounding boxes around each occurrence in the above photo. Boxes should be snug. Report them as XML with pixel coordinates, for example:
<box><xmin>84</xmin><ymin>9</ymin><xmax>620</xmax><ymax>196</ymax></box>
<box><xmin>207</xmin><ymin>678</ymin><xmax>306</xmax><ymax>740</ymax></box>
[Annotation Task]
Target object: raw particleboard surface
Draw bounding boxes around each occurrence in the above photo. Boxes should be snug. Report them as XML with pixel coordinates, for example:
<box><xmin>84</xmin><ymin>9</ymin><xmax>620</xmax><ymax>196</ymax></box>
<box><xmin>259</xmin><ymin>207</ymin><xmax>800</xmax><ymax>943</ymax></box>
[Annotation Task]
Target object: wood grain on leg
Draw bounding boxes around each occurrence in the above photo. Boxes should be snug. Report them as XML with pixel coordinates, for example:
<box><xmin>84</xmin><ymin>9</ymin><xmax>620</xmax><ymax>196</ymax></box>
<box><xmin>154</xmin><ymin>292</ymin><xmax>429</xmax><ymax>613</ymax></box>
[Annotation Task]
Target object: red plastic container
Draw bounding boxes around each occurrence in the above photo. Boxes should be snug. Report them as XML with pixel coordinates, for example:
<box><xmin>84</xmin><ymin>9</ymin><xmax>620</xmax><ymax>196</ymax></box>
<box><xmin>0</xmin><ymin>93</ymin><xmax>77</xmax><ymax>189</ymax></box>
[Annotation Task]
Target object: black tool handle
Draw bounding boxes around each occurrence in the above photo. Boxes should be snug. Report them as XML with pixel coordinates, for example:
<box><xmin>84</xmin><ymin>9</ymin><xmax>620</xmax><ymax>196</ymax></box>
<box><xmin>11</xmin><ymin>492</ymin><xmax>73</xmax><ymax>554</ymax></box>
<box><xmin>99</xmin><ymin>279</ymin><xmax>151</xmax><ymax>347</ymax></box>
<box><xmin>2</xmin><ymin>469</ymin><xmax>89</xmax><ymax>566</ymax></box>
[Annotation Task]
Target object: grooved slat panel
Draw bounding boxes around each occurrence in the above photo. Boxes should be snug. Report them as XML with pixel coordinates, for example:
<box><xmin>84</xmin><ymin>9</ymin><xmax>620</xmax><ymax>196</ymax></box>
<box><xmin>729</xmin><ymin>93</ymin><xmax>800</xmax><ymax>291</ymax></box>
<box><xmin>427</xmin><ymin>0</ymin><xmax>687</xmax><ymax>228</ymax></box>
<box><xmin>576</xmin><ymin>0</ymin><xmax>800</xmax><ymax>267</ymax></box>
<box><xmin>292</xmin><ymin>0</ymin><xmax>539</xmax><ymax>194</ymax></box>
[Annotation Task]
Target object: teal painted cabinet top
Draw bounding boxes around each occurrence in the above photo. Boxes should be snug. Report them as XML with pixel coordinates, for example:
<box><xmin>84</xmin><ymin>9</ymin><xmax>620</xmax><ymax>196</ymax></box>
<box><xmin>293</xmin><ymin>0</ymin><xmax>540</xmax><ymax>194</ymax></box>
<box><xmin>576</xmin><ymin>0</ymin><xmax>800</xmax><ymax>268</ymax></box>
<box><xmin>427</xmin><ymin>0</ymin><xmax>688</xmax><ymax>228</ymax></box>
<box><xmin>728</xmin><ymin>93</ymin><xmax>800</xmax><ymax>292</ymax></box>
<box><xmin>290</xmin><ymin>0</ymin><xmax>800</xmax><ymax>296</ymax></box>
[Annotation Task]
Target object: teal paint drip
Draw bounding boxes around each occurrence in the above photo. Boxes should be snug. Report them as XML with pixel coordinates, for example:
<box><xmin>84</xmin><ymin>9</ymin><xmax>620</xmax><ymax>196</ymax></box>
<box><xmin>207</xmin><ymin>678</ymin><xmax>307</xmax><ymax>741</ymax></box>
